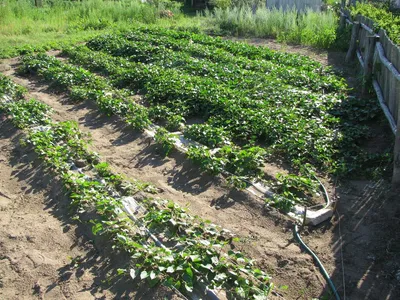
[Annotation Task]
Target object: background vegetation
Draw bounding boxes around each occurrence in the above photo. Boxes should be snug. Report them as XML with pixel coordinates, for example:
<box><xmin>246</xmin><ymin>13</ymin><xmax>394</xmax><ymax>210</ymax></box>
<box><xmin>203</xmin><ymin>6</ymin><xmax>338</xmax><ymax>48</ymax></box>
<box><xmin>349</xmin><ymin>2</ymin><xmax>400</xmax><ymax>44</ymax></box>
<box><xmin>3</xmin><ymin>0</ymin><xmax>397</xmax><ymax>56</ymax></box>
<box><xmin>0</xmin><ymin>0</ymin><xmax>197</xmax><ymax>58</ymax></box>
<box><xmin>0</xmin><ymin>0</ymin><xmax>343</xmax><ymax>58</ymax></box>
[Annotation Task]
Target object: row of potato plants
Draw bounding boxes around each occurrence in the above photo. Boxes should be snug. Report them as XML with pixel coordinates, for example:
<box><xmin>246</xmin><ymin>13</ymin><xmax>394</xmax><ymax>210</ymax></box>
<box><xmin>0</xmin><ymin>75</ymin><xmax>273</xmax><ymax>299</ymax></box>
<box><xmin>19</xmin><ymin>53</ymin><xmax>151</xmax><ymax>131</ymax></box>
<box><xmin>61</xmin><ymin>44</ymin><xmax>340</xmax><ymax>171</ymax></box>
<box><xmin>20</xmin><ymin>48</ymin><xmax>388</xmax><ymax>210</ymax></box>
<box><xmin>86</xmin><ymin>30</ymin><xmax>346</xmax><ymax>93</ymax></box>
<box><xmin>18</xmin><ymin>52</ymin><xmax>318</xmax><ymax>211</ymax></box>
<box><xmin>19</xmin><ymin>54</ymin><xmax>270</xmax><ymax>187</ymax></box>
<box><xmin>78</xmin><ymin>31</ymin><xmax>392</xmax><ymax>179</ymax></box>
<box><xmin>117</xmin><ymin>27</ymin><xmax>321</xmax><ymax>70</ymax></box>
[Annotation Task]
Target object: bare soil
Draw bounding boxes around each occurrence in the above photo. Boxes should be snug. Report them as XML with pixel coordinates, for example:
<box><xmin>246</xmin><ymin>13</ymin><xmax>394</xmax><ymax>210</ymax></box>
<box><xmin>0</xmin><ymin>41</ymin><xmax>399</xmax><ymax>300</ymax></box>
<box><xmin>0</xmin><ymin>121</ymin><xmax>128</xmax><ymax>300</ymax></box>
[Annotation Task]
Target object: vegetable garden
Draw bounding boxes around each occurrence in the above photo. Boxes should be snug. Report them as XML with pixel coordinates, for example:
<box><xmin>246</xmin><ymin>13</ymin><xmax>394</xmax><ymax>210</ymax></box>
<box><xmin>19</xmin><ymin>27</ymin><xmax>391</xmax><ymax>211</ymax></box>
<box><xmin>0</xmin><ymin>22</ymin><xmax>395</xmax><ymax>300</ymax></box>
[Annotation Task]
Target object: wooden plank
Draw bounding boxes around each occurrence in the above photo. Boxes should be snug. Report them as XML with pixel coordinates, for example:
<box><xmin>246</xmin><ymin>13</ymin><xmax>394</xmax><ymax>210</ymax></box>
<box><xmin>389</xmin><ymin>71</ymin><xmax>397</xmax><ymax>122</ymax></box>
<box><xmin>383</xmin><ymin>33</ymin><xmax>391</xmax><ymax>108</ymax></box>
<box><xmin>393</xmin><ymin>51</ymin><xmax>400</xmax><ymax>123</ymax></box>
<box><xmin>345</xmin><ymin>22</ymin><xmax>361</xmax><ymax>63</ymax></box>
<box><xmin>385</xmin><ymin>30</ymin><xmax>400</xmax><ymax>71</ymax></box>
<box><xmin>373</xmin><ymin>48</ymin><xmax>384</xmax><ymax>102</ymax></box>
<box><xmin>359</xmin><ymin>16</ymin><xmax>368</xmax><ymax>58</ymax></box>
<box><xmin>393</xmin><ymin>119</ymin><xmax>400</xmax><ymax>186</ymax></box>
<box><xmin>384</xmin><ymin>65</ymin><xmax>390</xmax><ymax>106</ymax></box>
<box><xmin>362</xmin><ymin>35</ymin><xmax>378</xmax><ymax>95</ymax></box>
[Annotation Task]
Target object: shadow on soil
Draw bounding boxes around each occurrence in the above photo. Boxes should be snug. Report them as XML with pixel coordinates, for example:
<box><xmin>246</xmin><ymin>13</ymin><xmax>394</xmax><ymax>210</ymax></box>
<box><xmin>25</xmin><ymin>70</ymin><xmax>222</xmax><ymax>197</ymax></box>
<box><xmin>132</xmin><ymin>136</ymin><xmax>222</xmax><ymax>195</ymax></box>
<box><xmin>311</xmin><ymin>179</ymin><xmax>400</xmax><ymax>300</ymax></box>
<box><xmin>304</xmin><ymin>50</ymin><xmax>400</xmax><ymax>300</ymax></box>
<box><xmin>0</xmin><ymin>121</ymin><xmax>179</xmax><ymax>299</ymax></box>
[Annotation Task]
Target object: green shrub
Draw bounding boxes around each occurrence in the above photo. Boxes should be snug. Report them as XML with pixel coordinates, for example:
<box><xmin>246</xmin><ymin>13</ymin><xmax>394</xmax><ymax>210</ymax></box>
<box><xmin>350</xmin><ymin>3</ymin><xmax>400</xmax><ymax>45</ymax></box>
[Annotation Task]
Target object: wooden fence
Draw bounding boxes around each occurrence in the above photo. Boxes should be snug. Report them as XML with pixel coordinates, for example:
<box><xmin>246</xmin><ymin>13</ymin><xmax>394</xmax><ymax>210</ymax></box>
<box><xmin>340</xmin><ymin>9</ymin><xmax>400</xmax><ymax>185</ymax></box>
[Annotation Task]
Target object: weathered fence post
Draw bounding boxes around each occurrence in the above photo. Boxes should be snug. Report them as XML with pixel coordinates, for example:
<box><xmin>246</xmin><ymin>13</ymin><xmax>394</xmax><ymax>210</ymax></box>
<box><xmin>393</xmin><ymin>123</ymin><xmax>400</xmax><ymax>187</ymax></box>
<box><xmin>345</xmin><ymin>22</ymin><xmax>360</xmax><ymax>63</ymax></box>
<box><xmin>362</xmin><ymin>35</ymin><xmax>379</xmax><ymax>95</ymax></box>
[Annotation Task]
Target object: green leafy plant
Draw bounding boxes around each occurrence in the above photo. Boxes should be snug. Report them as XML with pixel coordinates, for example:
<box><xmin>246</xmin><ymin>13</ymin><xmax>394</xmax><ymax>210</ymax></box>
<box><xmin>184</xmin><ymin>124</ymin><xmax>231</xmax><ymax>148</ymax></box>
<box><xmin>165</xmin><ymin>114</ymin><xmax>185</xmax><ymax>131</ymax></box>
<box><xmin>350</xmin><ymin>3</ymin><xmax>400</xmax><ymax>45</ymax></box>
<box><xmin>0</xmin><ymin>98</ymin><xmax>51</xmax><ymax>129</ymax></box>
<box><xmin>269</xmin><ymin>172</ymin><xmax>320</xmax><ymax>211</ymax></box>
<box><xmin>154</xmin><ymin>127</ymin><xmax>175</xmax><ymax>156</ymax></box>
<box><xmin>0</xmin><ymin>74</ymin><xmax>27</xmax><ymax>99</ymax></box>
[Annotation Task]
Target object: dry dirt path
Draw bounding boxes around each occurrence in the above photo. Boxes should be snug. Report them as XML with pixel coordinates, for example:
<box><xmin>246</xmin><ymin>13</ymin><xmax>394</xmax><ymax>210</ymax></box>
<box><xmin>0</xmin><ymin>121</ymin><xmax>122</xmax><ymax>300</ymax></box>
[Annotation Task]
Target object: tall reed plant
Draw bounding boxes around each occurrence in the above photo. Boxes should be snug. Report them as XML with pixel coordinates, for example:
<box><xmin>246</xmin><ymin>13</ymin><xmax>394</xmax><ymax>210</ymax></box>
<box><xmin>204</xmin><ymin>6</ymin><xmax>338</xmax><ymax>48</ymax></box>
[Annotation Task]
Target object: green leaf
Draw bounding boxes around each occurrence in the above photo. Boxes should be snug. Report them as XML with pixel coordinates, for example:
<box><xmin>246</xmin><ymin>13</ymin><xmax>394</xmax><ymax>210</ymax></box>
<box><xmin>253</xmin><ymin>268</ymin><xmax>263</xmax><ymax>275</ymax></box>
<box><xmin>116</xmin><ymin>233</ymin><xmax>127</xmax><ymax>242</ymax></box>
<box><xmin>189</xmin><ymin>255</ymin><xmax>201</xmax><ymax>262</ymax></box>
<box><xmin>214</xmin><ymin>273</ymin><xmax>227</xmax><ymax>281</ymax></box>
<box><xmin>200</xmin><ymin>264</ymin><xmax>213</xmax><ymax>271</ymax></box>
<box><xmin>148</xmin><ymin>277</ymin><xmax>160</xmax><ymax>287</ymax></box>
<box><xmin>166</xmin><ymin>266</ymin><xmax>175</xmax><ymax>273</ymax></box>
<box><xmin>164</xmin><ymin>255</ymin><xmax>174</xmax><ymax>262</ymax></box>
<box><xmin>130</xmin><ymin>241</ymin><xmax>143</xmax><ymax>249</ymax></box>
<box><xmin>279</xmin><ymin>285</ymin><xmax>289</xmax><ymax>290</ymax></box>
<box><xmin>199</xmin><ymin>240</ymin><xmax>210</xmax><ymax>246</ymax></box>
<box><xmin>140</xmin><ymin>270</ymin><xmax>149</xmax><ymax>280</ymax></box>
<box><xmin>130</xmin><ymin>268</ymin><xmax>140</xmax><ymax>280</ymax></box>
<box><xmin>91</xmin><ymin>222</ymin><xmax>103</xmax><ymax>235</ymax></box>
<box><xmin>117</xmin><ymin>268</ymin><xmax>126</xmax><ymax>276</ymax></box>
<box><xmin>150</xmin><ymin>270</ymin><xmax>157</xmax><ymax>280</ymax></box>
<box><xmin>185</xmin><ymin>267</ymin><xmax>193</xmax><ymax>279</ymax></box>
<box><xmin>211</xmin><ymin>256</ymin><xmax>219</xmax><ymax>265</ymax></box>
<box><xmin>184</xmin><ymin>281</ymin><xmax>193</xmax><ymax>292</ymax></box>
<box><xmin>236</xmin><ymin>286</ymin><xmax>246</xmax><ymax>297</ymax></box>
